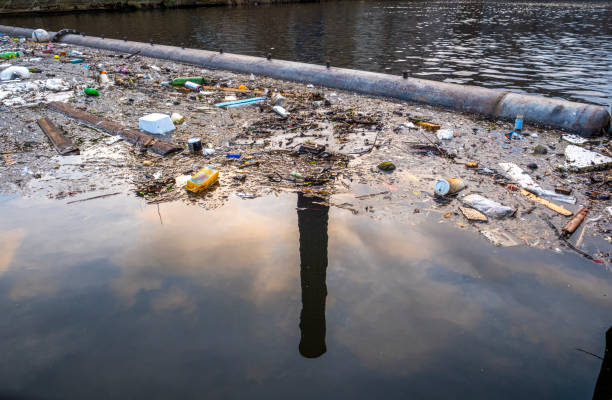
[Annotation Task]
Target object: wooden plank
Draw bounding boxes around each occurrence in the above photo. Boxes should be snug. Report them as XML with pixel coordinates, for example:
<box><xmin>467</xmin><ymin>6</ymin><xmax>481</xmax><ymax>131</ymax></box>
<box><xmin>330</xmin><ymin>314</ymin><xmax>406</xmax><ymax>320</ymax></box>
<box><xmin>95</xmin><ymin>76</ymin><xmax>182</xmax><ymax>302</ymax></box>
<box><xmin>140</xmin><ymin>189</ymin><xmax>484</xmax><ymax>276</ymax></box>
<box><xmin>47</xmin><ymin>102</ymin><xmax>182</xmax><ymax>156</ymax></box>
<box><xmin>518</xmin><ymin>188</ymin><xmax>573</xmax><ymax>216</ymax></box>
<box><xmin>37</xmin><ymin>118</ymin><xmax>80</xmax><ymax>156</ymax></box>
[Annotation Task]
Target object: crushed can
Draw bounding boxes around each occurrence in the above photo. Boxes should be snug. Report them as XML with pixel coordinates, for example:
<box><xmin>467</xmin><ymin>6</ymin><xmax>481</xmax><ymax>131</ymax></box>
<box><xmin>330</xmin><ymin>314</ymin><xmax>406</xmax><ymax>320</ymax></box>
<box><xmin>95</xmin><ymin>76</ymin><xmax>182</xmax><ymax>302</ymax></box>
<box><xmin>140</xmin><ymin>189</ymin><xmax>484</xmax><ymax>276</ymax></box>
<box><xmin>185</xmin><ymin>81</ymin><xmax>202</xmax><ymax>92</ymax></box>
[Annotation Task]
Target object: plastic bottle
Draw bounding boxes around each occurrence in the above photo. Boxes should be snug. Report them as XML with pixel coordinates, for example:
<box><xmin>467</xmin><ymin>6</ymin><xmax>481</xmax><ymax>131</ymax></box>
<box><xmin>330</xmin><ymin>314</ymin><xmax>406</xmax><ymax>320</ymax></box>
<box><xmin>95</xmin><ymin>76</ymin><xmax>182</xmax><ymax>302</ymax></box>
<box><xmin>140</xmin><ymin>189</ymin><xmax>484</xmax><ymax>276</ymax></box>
<box><xmin>273</xmin><ymin>105</ymin><xmax>289</xmax><ymax>118</ymax></box>
<box><xmin>84</xmin><ymin>88</ymin><xmax>100</xmax><ymax>96</ymax></box>
<box><xmin>172</xmin><ymin>76</ymin><xmax>208</xmax><ymax>86</ymax></box>
<box><xmin>514</xmin><ymin>114</ymin><xmax>524</xmax><ymax>133</ymax></box>
<box><xmin>99</xmin><ymin>71</ymin><xmax>110</xmax><ymax>85</ymax></box>
<box><xmin>0</xmin><ymin>52</ymin><xmax>19</xmax><ymax>59</ymax></box>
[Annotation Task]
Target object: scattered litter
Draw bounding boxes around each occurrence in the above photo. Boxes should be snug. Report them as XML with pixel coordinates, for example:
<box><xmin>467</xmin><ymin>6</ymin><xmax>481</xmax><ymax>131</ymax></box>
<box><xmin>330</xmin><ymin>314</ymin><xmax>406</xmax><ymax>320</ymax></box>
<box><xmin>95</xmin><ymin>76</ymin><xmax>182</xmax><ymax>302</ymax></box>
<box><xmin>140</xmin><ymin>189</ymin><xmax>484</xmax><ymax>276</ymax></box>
<box><xmin>104</xmin><ymin>136</ymin><xmax>123</xmax><ymax>145</ymax></box>
<box><xmin>83</xmin><ymin>88</ymin><xmax>99</xmax><ymax>96</ymax></box>
<box><xmin>459</xmin><ymin>206</ymin><xmax>488</xmax><ymax>222</ymax></box>
<box><xmin>187</xmin><ymin>137</ymin><xmax>202</xmax><ymax>154</ymax></box>
<box><xmin>0</xmin><ymin>66</ymin><xmax>30</xmax><ymax>81</ymax></box>
<box><xmin>272</xmin><ymin>105</ymin><xmax>289</xmax><ymax>118</ymax></box>
<box><xmin>480</xmin><ymin>228</ymin><xmax>520</xmax><ymax>247</ymax></box>
<box><xmin>500</xmin><ymin>162</ymin><xmax>575</xmax><ymax>204</ymax></box>
<box><xmin>412</xmin><ymin>120</ymin><xmax>440</xmax><ymax>131</ymax></box>
<box><xmin>434</xmin><ymin>178</ymin><xmax>465</xmax><ymax>196</ymax></box>
<box><xmin>555</xmin><ymin>187</ymin><xmax>572</xmax><ymax>195</ymax></box>
<box><xmin>586</xmin><ymin>191</ymin><xmax>611</xmax><ymax>200</ymax></box>
<box><xmin>436</xmin><ymin>129</ymin><xmax>453</xmax><ymax>140</ymax></box>
<box><xmin>31</xmin><ymin>28</ymin><xmax>50</xmax><ymax>42</ymax></box>
<box><xmin>462</xmin><ymin>194</ymin><xmax>514</xmax><ymax>219</ymax></box>
<box><xmin>513</xmin><ymin>187</ymin><xmax>573</xmax><ymax>215</ymax></box>
<box><xmin>186</xmin><ymin>166</ymin><xmax>219</xmax><ymax>193</ymax></box>
<box><xmin>562</xmin><ymin>207</ymin><xmax>588</xmax><ymax>237</ymax></box>
<box><xmin>378</xmin><ymin>161</ymin><xmax>396</xmax><ymax>171</ymax></box>
<box><xmin>215</xmin><ymin>97</ymin><xmax>266</xmax><ymax>108</ymax></box>
<box><xmin>533</xmin><ymin>144</ymin><xmax>548</xmax><ymax>155</ymax></box>
<box><xmin>562</xmin><ymin>134</ymin><xmax>589</xmax><ymax>144</ymax></box>
<box><xmin>37</xmin><ymin>118</ymin><xmax>79</xmax><ymax>156</ymax></box>
<box><xmin>171</xmin><ymin>112</ymin><xmax>185</xmax><ymax>125</ymax></box>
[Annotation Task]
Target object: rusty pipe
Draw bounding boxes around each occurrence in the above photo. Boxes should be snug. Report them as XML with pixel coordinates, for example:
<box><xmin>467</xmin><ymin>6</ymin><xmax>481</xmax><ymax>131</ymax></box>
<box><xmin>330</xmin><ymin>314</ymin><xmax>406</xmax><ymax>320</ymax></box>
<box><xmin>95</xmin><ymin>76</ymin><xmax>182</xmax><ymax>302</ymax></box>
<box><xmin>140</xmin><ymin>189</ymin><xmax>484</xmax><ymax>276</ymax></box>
<box><xmin>1</xmin><ymin>25</ymin><xmax>609</xmax><ymax>136</ymax></box>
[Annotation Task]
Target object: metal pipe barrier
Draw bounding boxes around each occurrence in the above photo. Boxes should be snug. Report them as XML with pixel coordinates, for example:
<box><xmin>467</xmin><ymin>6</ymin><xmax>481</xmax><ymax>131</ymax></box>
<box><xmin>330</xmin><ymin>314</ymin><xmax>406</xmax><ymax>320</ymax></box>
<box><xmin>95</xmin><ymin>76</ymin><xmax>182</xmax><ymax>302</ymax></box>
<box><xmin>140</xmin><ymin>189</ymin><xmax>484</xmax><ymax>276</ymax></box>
<box><xmin>1</xmin><ymin>24</ymin><xmax>609</xmax><ymax>136</ymax></box>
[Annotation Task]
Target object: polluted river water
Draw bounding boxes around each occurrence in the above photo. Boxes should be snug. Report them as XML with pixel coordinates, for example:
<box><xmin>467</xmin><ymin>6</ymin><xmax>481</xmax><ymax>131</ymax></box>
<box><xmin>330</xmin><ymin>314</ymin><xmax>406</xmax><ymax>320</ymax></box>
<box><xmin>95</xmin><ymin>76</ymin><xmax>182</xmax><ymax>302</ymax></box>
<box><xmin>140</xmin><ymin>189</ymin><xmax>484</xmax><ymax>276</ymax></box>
<box><xmin>2</xmin><ymin>0</ymin><xmax>612</xmax><ymax>106</ymax></box>
<box><xmin>0</xmin><ymin>1</ymin><xmax>611</xmax><ymax>398</ymax></box>
<box><xmin>0</xmin><ymin>192</ymin><xmax>611</xmax><ymax>399</ymax></box>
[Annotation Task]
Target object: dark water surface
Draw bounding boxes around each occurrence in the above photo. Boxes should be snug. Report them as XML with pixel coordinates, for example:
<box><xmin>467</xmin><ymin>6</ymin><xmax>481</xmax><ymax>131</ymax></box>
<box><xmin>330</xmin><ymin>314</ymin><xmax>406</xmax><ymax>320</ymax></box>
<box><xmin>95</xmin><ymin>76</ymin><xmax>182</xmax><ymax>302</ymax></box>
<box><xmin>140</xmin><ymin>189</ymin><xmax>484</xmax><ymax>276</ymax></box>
<box><xmin>2</xmin><ymin>0</ymin><xmax>612</xmax><ymax>106</ymax></box>
<box><xmin>0</xmin><ymin>193</ymin><xmax>611</xmax><ymax>399</ymax></box>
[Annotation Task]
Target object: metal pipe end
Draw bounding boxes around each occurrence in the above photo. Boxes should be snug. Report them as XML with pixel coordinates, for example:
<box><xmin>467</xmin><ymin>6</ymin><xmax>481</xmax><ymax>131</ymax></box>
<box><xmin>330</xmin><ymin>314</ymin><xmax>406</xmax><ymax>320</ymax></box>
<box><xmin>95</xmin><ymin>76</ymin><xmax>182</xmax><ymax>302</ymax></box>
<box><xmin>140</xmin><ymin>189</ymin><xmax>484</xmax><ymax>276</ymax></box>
<box><xmin>150</xmin><ymin>40</ymin><xmax>153</xmax><ymax>46</ymax></box>
<box><xmin>326</xmin><ymin>61</ymin><xmax>330</xmax><ymax>69</ymax></box>
<box><xmin>267</xmin><ymin>53</ymin><xmax>272</xmax><ymax>61</ymax></box>
<box><xmin>181</xmin><ymin>43</ymin><xmax>185</xmax><ymax>50</ymax></box>
<box><xmin>403</xmin><ymin>71</ymin><xmax>408</xmax><ymax>79</ymax></box>
<box><xmin>220</xmin><ymin>48</ymin><xmax>224</xmax><ymax>54</ymax></box>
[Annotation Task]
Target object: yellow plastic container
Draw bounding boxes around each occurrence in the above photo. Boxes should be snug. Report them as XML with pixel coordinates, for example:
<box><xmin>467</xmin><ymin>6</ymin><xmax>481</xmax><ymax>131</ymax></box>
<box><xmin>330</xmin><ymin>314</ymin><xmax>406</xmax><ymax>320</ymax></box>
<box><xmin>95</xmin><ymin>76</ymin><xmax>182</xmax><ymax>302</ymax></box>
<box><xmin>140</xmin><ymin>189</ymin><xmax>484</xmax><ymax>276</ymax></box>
<box><xmin>186</xmin><ymin>166</ymin><xmax>219</xmax><ymax>193</ymax></box>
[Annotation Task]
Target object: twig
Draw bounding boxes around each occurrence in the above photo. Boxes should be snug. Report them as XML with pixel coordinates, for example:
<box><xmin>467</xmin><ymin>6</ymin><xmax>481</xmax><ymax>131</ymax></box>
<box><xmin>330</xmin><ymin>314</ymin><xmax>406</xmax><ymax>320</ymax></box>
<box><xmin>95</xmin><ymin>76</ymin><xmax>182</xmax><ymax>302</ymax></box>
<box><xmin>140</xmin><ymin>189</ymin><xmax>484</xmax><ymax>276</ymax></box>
<box><xmin>355</xmin><ymin>191</ymin><xmax>390</xmax><ymax>199</ymax></box>
<box><xmin>125</xmin><ymin>50</ymin><xmax>141</xmax><ymax>59</ymax></box>
<box><xmin>67</xmin><ymin>192</ymin><xmax>121</xmax><ymax>204</ymax></box>
<box><xmin>349</xmin><ymin>131</ymin><xmax>380</xmax><ymax>156</ymax></box>
<box><xmin>418</xmin><ymin>129</ymin><xmax>450</xmax><ymax>159</ymax></box>
<box><xmin>157</xmin><ymin>203</ymin><xmax>163</xmax><ymax>225</ymax></box>
<box><xmin>541</xmin><ymin>215</ymin><xmax>596</xmax><ymax>261</ymax></box>
<box><xmin>576</xmin><ymin>348</ymin><xmax>603</xmax><ymax>360</ymax></box>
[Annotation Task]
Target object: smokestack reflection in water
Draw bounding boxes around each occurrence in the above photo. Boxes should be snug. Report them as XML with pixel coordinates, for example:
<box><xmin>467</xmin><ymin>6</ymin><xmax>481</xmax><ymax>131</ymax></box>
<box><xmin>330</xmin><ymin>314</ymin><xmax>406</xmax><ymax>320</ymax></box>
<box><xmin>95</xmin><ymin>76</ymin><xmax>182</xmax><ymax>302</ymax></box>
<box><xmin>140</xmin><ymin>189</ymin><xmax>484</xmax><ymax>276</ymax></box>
<box><xmin>297</xmin><ymin>193</ymin><xmax>329</xmax><ymax>359</ymax></box>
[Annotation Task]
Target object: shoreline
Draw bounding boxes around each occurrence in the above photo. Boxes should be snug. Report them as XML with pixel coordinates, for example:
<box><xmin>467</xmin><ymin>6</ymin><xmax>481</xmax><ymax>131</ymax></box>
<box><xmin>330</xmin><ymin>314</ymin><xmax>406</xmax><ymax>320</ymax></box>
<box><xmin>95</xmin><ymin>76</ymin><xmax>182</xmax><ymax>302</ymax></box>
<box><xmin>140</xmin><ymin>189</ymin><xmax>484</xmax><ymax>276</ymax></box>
<box><xmin>0</xmin><ymin>0</ymin><xmax>322</xmax><ymax>16</ymax></box>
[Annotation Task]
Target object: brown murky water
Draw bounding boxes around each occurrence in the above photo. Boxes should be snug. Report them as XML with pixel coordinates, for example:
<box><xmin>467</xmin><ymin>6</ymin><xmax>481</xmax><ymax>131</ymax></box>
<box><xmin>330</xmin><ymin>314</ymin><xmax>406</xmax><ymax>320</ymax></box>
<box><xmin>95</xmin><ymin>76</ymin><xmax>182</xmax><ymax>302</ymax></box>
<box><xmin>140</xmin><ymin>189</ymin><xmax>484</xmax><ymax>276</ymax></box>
<box><xmin>0</xmin><ymin>192</ymin><xmax>610</xmax><ymax>398</ymax></box>
<box><xmin>2</xmin><ymin>0</ymin><xmax>612</xmax><ymax>105</ymax></box>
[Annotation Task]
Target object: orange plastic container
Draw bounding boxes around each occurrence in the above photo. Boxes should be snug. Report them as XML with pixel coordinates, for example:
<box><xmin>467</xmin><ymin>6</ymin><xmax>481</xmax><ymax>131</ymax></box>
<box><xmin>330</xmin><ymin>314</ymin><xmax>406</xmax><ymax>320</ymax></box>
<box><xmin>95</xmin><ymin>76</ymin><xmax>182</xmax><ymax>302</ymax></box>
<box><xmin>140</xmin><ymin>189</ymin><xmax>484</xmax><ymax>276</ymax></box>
<box><xmin>186</xmin><ymin>166</ymin><xmax>219</xmax><ymax>193</ymax></box>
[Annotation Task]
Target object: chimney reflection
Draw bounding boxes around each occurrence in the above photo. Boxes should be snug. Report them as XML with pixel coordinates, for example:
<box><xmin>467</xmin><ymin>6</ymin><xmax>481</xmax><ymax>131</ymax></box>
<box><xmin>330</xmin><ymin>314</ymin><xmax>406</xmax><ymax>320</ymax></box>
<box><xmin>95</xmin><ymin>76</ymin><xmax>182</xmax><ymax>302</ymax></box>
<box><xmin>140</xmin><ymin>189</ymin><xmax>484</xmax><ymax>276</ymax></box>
<box><xmin>593</xmin><ymin>326</ymin><xmax>612</xmax><ymax>400</ymax></box>
<box><xmin>297</xmin><ymin>193</ymin><xmax>329</xmax><ymax>359</ymax></box>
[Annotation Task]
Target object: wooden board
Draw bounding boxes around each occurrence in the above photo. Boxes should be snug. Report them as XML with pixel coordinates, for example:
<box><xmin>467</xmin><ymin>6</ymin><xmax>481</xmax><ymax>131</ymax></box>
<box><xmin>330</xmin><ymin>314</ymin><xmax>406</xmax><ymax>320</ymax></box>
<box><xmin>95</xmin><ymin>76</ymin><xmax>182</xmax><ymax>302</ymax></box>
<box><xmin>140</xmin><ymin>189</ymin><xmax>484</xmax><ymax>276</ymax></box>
<box><xmin>37</xmin><ymin>118</ymin><xmax>79</xmax><ymax>156</ymax></box>
<box><xmin>518</xmin><ymin>188</ymin><xmax>573</xmax><ymax>216</ymax></box>
<box><xmin>47</xmin><ymin>102</ymin><xmax>182</xmax><ymax>156</ymax></box>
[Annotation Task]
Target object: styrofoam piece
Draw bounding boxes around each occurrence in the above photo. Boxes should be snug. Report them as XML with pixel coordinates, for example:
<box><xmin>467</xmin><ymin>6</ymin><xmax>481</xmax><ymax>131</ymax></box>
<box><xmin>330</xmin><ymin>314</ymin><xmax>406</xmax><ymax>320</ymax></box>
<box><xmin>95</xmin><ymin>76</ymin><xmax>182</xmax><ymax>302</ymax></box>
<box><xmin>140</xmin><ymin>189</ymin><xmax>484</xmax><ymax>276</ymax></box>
<box><xmin>436</xmin><ymin>129</ymin><xmax>454</xmax><ymax>140</ymax></box>
<box><xmin>138</xmin><ymin>113</ymin><xmax>175</xmax><ymax>135</ymax></box>
<box><xmin>564</xmin><ymin>145</ymin><xmax>612</xmax><ymax>172</ymax></box>
<box><xmin>561</xmin><ymin>134</ymin><xmax>588</xmax><ymax>144</ymax></box>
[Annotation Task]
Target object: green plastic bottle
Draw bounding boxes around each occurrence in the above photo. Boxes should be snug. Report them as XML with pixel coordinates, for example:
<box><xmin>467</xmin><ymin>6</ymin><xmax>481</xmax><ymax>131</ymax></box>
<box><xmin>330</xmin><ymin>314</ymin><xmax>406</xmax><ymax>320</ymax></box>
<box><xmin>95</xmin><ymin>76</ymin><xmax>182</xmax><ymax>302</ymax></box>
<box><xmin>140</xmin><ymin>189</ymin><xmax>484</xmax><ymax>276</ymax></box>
<box><xmin>84</xmin><ymin>88</ymin><xmax>100</xmax><ymax>96</ymax></box>
<box><xmin>171</xmin><ymin>76</ymin><xmax>209</xmax><ymax>86</ymax></box>
<box><xmin>0</xmin><ymin>52</ymin><xmax>20</xmax><ymax>59</ymax></box>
